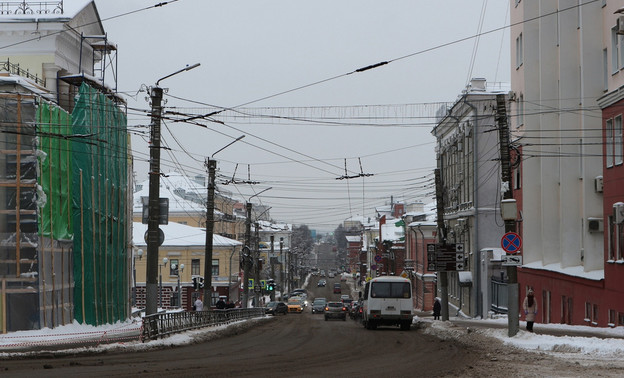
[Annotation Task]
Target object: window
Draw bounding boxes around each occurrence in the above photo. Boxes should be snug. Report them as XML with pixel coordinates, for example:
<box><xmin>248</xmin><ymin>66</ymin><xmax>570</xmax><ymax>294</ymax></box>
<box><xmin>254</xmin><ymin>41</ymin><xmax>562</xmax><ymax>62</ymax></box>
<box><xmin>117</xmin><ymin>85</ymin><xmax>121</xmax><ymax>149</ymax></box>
<box><xmin>593</xmin><ymin>304</ymin><xmax>599</xmax><ymax>324</ymax></box>
<box><xmin>584</xmin><ymin>302</ymin><xmax>592</xmax><ymax>322</ymax></box>
<box><xmin>370</xmin><ymin>282</ymin><xmax>411</xmax><ymax>298</ymax></box>
<box><xmin>191</xmin><ymin>259</ymin><xmax>200</xmax><ymax>276</ymax></box>
<box><xmin>212</xmin><ymin>259</ymin><xmax>219</xmax><ymax>276</ymax></box>
<box><xmin>169</xmin><ymin>259</ymin><xmax>179</xmax><ymax>276</ymax></box>
<box><xmin>514</xmin><ymin>166</ymin><xmax>521</xmax><ymax>190</ymax></box>
<box><xmin>616</xmin><ymin>115</ymin><xmax>623</xmax><ymax>165</ymax></box>
<box><xmin>619</xmin><ymin>313</ymin><xmax>624</xmax><ymax>326</ymax></box>
<box><xmin>612</xmin><ymin>26</ymin><xmax>620</xmax><ymax>74</ymax></box>
<box><xmin>607</xmin><ymin>119</ymin><xmax>614</xmax><ymax>168</ymax></box>
<box><xmin>517</xmin><ymin>94</ymin><xmax>524</xmax><ymax>127</ymax></box>
<box><xmin>609</xmin><ymin>309</ymin><xmax>616</xmax><ymax>327</ymax></box>
<box><xmin>609</xmin><ymin>215</ymin><xmax>616</xmax><ymax>261</ymax></box>
<box><xmin>604</xmin><ymin>48</ymin><xmax>609</xmax><ymax>92</ymax></box>
<box><xmin>516</xmin><ymin>33</ymin><xmax>523</xmax><ymax>69</ymax></box>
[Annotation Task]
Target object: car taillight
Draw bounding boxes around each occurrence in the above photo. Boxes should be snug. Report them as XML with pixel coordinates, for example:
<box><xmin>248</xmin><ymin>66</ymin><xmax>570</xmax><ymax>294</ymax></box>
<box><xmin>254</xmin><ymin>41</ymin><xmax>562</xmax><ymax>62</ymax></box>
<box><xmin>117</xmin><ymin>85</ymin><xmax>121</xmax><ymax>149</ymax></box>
<box><xmin>342</xmin><ymin>307</ymin><xmax>347</xmax><ymax>311</ymax></box>
<box><xmin>359</xmin><ymin>308</ymin><xmax>362</xmax><ymax>313</ymax></box>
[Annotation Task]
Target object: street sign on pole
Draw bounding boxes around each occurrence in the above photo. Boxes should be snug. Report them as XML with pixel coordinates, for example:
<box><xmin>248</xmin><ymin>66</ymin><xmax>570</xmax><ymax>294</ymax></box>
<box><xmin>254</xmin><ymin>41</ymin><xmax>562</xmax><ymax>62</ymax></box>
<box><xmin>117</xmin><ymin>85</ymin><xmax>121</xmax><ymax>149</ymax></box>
<box><xmin>427</xmin><ymin>243</ymin><xmax>465</xmax><ymax>272</ymax></box>
<box><xmin>501</xmin><ymin>255</ymin><xmax>523</xmax><ymax>266</ymax></box>
<box><xmin>501</xmin><ymin>232</ymin><xmax>522</xmax><ymax>254</ymax></box>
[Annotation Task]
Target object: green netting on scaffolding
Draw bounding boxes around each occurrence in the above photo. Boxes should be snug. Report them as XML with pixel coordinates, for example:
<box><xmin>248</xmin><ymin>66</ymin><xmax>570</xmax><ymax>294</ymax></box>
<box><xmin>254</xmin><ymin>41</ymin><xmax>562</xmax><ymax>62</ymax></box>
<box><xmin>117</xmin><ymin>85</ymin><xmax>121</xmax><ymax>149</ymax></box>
<box><xmin>71</xmin><ymin>83</ymin><xmax>129</xmax><ymax>326</ymax></box>
<box><xmin>37</xmin><ymin>101</ymin><xmax>73</xmax><ymax>240</ymax></box>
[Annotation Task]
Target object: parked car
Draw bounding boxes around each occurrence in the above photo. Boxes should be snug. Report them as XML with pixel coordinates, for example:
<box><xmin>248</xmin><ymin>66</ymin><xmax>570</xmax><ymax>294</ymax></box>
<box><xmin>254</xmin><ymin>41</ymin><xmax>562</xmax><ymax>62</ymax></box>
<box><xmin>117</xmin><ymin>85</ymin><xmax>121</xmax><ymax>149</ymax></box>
<box><xmin>317</xmin><ymin>279</ymin><xmax>327</xmax><ymax>287</ymax></box>
<box><xmin>324</xmin><ymin>301</ymin><xmax>347</xmax><ymax>321</ymax></box>
<box><xmin>333</xmin><ymin>283</ymin><xmax>341</xmax><ymax>294</ymax></box>
<box><xmin>312</xmin><ymin>298</ymin><xmax>327</xmax><ymax>314</ymax></box>
<box><xmin>265</xmin><ymin>301</ymin><xmax>288</xmax><ymax>315</ymax></box>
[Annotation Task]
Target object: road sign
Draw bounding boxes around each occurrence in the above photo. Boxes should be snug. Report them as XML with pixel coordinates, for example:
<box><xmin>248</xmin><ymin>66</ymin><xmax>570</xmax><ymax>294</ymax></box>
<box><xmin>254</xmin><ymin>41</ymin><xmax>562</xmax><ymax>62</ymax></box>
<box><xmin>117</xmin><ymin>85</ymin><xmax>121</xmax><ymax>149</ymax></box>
<box><xmin>248</xmin><ymin>278</ymin><xmax>254</xmax><ymax>289</ymax></box>
<box><xmin>501</xmin><ymin>255</ymin><xmax>523</xmax><ymax>266</ymax></box>
<box><xmin>427</xmin><ymin>243</ymin><xmax>466</xmax><ymax>272</ymax></box>
<box><xmin>371</xmin><ymin>264</ymin><xmax>378</xmax><ymax>270</ymax></box>
<box><xmin>374</xmin><ymin>255</ymin><xmax>382</xmax><ymax>263</ymax></box>
<box><xmin>144</xmin><ymin>228</ymin><xmax>165</xmax><ymax>246</ymax></box>
<box><xmin>260</xmin><ymin>280</ymin><xmax>266</xmax><ymax>289</ymax></box>
<box><xmin>501</xmin><ymin>232</ymin><xmax>522</xmax><ymax>254</ymax></box>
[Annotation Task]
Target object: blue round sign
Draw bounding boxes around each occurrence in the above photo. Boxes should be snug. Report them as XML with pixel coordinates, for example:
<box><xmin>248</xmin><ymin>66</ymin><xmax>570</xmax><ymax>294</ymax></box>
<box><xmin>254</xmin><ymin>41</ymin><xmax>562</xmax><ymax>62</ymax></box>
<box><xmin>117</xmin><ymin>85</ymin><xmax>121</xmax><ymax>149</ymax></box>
<box><xmin>501</xmin><ymin>232</ymin><xmax>522</xmax><ymax>254</ymax></box>
<box><xmin>374</xmin><ymin>255</ymin><xmax>382</xmax><ymax>263</ymax></box>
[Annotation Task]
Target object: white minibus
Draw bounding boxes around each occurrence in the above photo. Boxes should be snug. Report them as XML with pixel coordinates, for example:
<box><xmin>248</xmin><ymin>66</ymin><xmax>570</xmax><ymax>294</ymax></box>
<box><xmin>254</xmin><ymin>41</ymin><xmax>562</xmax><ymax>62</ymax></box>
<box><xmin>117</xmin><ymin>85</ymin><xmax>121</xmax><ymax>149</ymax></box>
<box><xmin>360</xmin><ymin>276</ymin><xmax>413</xmax><ymax>330</ymax></box>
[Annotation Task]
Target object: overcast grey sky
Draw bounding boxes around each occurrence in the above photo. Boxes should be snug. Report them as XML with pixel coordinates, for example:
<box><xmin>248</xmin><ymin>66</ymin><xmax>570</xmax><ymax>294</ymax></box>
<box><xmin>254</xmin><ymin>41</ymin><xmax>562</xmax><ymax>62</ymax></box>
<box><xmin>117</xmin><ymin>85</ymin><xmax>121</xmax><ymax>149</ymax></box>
<box><xmin>95</xmin><ymin>0</ymin><xmax>510</xmax><ymax>232</ymax></box>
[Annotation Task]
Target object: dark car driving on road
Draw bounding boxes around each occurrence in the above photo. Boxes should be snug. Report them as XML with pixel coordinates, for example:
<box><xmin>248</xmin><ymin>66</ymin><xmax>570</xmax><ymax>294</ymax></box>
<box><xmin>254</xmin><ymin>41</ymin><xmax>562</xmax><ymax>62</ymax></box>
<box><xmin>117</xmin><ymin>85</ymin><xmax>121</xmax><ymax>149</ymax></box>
<box><xmin>324</xmin><ymin>301</ymin><xmax>347</xmax><ymax>321</ymax></box>
<box><xmin>333</xmin><ymin>283</ymin><xmax>341</xmax><ymax>294</ymax></box>
<box><xmin>312</xmin><ymin>298</ymin><xmax>327</xmax><ymax>314</ymax></box>
<box><xmin>265</xmin><ymin>301</ymin><xmax>288</xmax><ymax>315</ymax></box>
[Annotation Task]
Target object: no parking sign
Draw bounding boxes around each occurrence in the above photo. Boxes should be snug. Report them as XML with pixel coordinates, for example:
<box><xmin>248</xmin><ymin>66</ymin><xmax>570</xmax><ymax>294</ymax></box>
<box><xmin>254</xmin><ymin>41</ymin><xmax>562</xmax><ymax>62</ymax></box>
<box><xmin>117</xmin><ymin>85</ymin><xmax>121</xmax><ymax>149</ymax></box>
<box><xmin>501</xmin><ymin>232</ymin><xmax>522</xmax><ymax>254</ymax></box>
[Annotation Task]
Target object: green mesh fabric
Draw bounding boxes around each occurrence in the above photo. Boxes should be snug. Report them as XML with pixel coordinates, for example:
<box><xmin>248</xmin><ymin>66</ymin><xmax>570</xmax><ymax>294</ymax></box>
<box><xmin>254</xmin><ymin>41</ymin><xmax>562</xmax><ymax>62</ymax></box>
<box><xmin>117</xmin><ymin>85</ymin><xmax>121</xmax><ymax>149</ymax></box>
<box><xmin>71</xmin><ymin>83</ymin><xmax>129</xmax><ymax>325</ymax></box>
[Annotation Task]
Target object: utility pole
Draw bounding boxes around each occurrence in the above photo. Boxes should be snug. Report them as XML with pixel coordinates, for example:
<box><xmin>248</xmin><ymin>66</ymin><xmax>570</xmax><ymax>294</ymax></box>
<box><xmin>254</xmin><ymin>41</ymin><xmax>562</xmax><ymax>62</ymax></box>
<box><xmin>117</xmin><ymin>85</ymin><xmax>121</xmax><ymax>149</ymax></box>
<box><xmin>270</xmin><ymin>235</ymin><xmax>275</xmax><ymax>301</ymax></box>
<box><xmin>243</xmin><ymin>202</ymin><xmax>252</xmax><ymax>307</ymax></box>
<box><xmin>280</xmin><ymin>237</ymin><xmax>284</xmax><ymax>296</ymax></box>
<box><xmin>145</xmin><ymin>86</ymin><xmax>163</xmax><ymax>316</ymax></box>
<box><xmin>145</xmin><ymin>63</ymin><xmax>200</xmax><ymax>315</ymax></box>
<box><xmin>496</xmin><ymin>94</ymin><xmax>519</xmax><ymax>337</ymax></box>
<box><xmin>434</xmin><ymin>168</ymin><xmax>449</xmax><ymax>321</ymax></box>
<box><xmin>203</xmin><ymin>158</ymin><xmax>216</xmax><ymax>309</ymax></box>
<box><xmin>254</xmin><ymin>221</ymin><xmax>260</xmax><ymax>306</ymax></box>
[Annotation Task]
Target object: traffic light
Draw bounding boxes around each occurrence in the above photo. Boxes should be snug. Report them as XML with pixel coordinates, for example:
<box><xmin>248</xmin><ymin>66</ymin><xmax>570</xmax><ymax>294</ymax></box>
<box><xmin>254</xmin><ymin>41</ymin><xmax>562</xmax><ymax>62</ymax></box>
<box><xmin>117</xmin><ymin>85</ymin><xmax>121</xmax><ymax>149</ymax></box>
<box><xmin>192</xmin><ymin>276</ymin><xmax>204</xmax><ymax>290</ymax></box>
<box><xmin>267</xmin><ymin>279</ymin><xmax>275</xmax><ymax>291</ymax></box>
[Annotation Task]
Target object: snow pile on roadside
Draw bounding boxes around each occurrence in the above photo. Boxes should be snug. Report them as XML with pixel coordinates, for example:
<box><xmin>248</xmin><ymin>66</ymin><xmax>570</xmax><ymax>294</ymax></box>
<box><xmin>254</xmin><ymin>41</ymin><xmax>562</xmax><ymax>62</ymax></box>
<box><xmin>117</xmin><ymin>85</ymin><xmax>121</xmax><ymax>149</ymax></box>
<box><xmin>484</xmin><ymin>328</ymin><xmax>624</xmax><ymax>358</ymax></box>
<box><xmin>419</xmin><ymin>317</ymin><xmax>624</xmax><ymax>360</ymax></box>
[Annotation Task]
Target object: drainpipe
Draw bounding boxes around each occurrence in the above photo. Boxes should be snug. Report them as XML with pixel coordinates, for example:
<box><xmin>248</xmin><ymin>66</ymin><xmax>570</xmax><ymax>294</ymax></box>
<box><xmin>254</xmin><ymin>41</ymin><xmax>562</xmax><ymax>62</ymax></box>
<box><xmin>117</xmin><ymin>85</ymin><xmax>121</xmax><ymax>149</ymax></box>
<box><xmin>417</xmin><ymin>225</ymin><xmax>426</xmax><ymax>310</ymax></box>
<box><xmin>408</xmin><ymin>225</ymin><xmax>419</xmax><ymax>309</ymax></box>
<box><xmin>463</xmin><ymin>97</ymin><xmax>480</xmax><ymax>318</ymax></box>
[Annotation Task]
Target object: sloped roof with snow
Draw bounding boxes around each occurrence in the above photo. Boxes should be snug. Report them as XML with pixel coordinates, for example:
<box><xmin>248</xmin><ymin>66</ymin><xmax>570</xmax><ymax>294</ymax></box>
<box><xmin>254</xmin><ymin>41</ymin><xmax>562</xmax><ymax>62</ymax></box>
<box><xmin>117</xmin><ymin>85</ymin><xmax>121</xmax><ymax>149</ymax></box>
<box><xmin>380</xmin><ymin>222</ymin><xmax>404</xmax><ymax>242</ymax></box>
<box><xmin>133</xmin><ymin>222</ymin><xmax>241</xmax><ymax>248</ymax></box>
<box><xmin>133</xmin><ymin>172</ymin><xmax>220</xmax><ymax>215</ymax></box>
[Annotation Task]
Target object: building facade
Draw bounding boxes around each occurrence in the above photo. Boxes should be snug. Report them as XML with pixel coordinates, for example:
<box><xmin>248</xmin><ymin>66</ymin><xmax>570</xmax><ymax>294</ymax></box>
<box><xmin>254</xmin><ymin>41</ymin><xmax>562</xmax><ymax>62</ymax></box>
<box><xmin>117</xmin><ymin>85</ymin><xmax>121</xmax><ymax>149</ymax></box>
<box><xmin>510</xmin><ymin>0</ymin><xmax>624</xmax><ymax>327</ymax></box>
<box><xmin>0</xmin><ymin>1</ymin><xmax>131</xmax><ymax>332</ymax></box>
<box><xmin>432</xmin><ymin>78</ymin><xmax>509</xmax><ymax>318</ymax></box>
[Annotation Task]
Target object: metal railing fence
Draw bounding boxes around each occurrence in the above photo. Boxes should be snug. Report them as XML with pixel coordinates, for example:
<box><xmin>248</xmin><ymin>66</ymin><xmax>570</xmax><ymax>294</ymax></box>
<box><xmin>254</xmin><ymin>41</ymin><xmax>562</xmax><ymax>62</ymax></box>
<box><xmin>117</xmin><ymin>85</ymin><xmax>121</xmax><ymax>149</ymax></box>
<box><xmin>141</xmin><ymin>308</ymin><xmax>265</xmax><ymax>341</ymax></box>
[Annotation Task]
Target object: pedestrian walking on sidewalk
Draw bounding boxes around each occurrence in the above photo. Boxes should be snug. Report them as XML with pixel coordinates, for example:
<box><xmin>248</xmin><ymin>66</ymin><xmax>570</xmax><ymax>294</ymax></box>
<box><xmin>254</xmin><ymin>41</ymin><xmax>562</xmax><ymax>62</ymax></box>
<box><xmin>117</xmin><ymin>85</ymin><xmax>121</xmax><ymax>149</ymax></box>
<box><xmin>194</xmin><ymin>296</ymin><xmax>204</xmax><ymax>311</ymax></box>
<box><xmin>433</xmin><ymin>297</ymin><xmax>441</xmax><ymax>320</ymax></box>
<box><xmin>523</xmin><ymin>289</ymin><xmax>537</xmax><ymax>332</ymax></box>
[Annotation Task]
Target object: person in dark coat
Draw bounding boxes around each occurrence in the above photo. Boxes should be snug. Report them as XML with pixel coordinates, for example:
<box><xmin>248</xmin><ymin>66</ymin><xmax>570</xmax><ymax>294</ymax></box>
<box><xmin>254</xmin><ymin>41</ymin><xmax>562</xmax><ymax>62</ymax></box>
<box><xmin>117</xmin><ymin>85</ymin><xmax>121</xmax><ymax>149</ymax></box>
<box><xmin>226</xmin><ymin>301</ymin><xmax>235</xmax><ymax>309</ymax></box>
<box><xmin>433</xmin><ymin>297</ymin><xmax>441</xmax><ymax>320</ymax></box>
<box><xmin>215</xmin><ymin>298</ymin><xmax>226</xmax><ymax>309</ymax></box>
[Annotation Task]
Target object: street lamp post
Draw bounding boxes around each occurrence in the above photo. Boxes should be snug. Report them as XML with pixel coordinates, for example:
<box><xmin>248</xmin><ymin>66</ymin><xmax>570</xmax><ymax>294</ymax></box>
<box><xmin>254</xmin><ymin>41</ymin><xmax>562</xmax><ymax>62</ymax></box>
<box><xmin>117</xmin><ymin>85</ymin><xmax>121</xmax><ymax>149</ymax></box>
<box><xmin>203</xmin><ymin>136</ymin><xmax>245</xmax><ymax>309</ymax></box>
<box><xmin>145</xmin><ymin>63</ymin><xmax>200</xmax><ymax>316</ymax></box>
<box><xmin>158</xmin><ymin>257</ymin><xmax>168</xmax><ymax>309</ymax></box>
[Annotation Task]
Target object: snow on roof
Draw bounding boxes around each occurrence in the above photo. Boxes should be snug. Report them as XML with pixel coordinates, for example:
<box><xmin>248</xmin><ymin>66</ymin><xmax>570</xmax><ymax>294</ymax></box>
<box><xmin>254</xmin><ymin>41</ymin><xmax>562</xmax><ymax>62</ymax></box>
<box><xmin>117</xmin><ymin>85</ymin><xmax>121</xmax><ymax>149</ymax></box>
<box><xmin>133</xmin><ymin>172</ymin><xmax>214</xmax><ymax>214</ymax></box>
<box><xmin>133</xmin><ymin>222</ymin><xmax>241</xmax><ymax>248</ymax></box>
<box><xmin>523</xmin><ymin>261</ymin><xmax>604</xmax><ymax>281</ymax></box>
<box><xmin>0</xmin><ymin>74</ymin><xmax>54</xmax><ymax>100</ymax></box>
<box><xmin>345</xmin><ymin>235</ymin><xmax>361</xmax><ymax>243</ymax></box>
<box><xmin>380</xmin><ymin>222</ymin><xmax>404</xmax><ymax>242</ymax></box>
<box><xmin>458</xmin><ymin>271</ymin><xmax>472</xmax><ymax>283</ymax></box>
<box><xmin>407</xmin><ymin>221</ymin><xmax>437</xmax><ymax>228</ymax></box>
<box><xmin>481</xmin><ymin>247</ymin><xmax>506</xmax><ymax>262</ymax></box>
<box><xmin>257</xmin><ymin>220</ymin><xmax>291</xmax><ymax>232</ymax></box>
